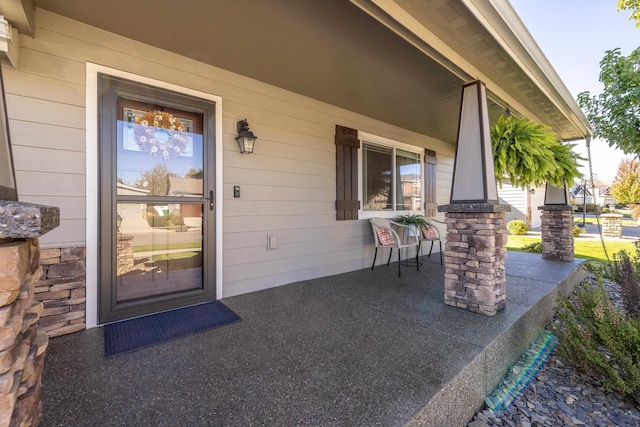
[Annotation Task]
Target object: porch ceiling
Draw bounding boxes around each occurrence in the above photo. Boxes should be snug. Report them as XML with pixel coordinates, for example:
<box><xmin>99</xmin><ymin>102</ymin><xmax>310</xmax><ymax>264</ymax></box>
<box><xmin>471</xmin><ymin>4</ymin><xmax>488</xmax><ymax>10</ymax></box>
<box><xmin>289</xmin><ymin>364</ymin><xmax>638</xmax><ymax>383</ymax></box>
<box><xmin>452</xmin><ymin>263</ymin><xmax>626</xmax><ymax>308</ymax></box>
<box><xmin>33</xmin><ymin>0</ymin><xmax>588</xmax><ymax>143</ymax></box>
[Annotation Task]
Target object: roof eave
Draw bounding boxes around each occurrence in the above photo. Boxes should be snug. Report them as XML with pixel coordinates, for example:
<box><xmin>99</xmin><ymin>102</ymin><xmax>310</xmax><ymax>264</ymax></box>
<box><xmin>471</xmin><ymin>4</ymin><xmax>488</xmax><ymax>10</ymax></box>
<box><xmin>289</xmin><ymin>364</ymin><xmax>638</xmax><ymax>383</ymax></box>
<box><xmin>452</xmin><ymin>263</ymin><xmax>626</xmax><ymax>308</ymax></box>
<box><xmin>461</xmin><ymin>0</ymin><xmax>593</xmax><ymax>140</ymax></box>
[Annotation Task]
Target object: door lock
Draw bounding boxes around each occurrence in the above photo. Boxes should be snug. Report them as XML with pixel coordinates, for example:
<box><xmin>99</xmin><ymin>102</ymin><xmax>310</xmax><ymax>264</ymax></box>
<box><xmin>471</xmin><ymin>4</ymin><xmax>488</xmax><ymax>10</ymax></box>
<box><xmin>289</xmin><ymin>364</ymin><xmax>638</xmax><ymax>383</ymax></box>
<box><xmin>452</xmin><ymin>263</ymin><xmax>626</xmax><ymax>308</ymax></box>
<box><xmin>205</xmin><ymin>190</ymin><xmax>215</xmax><ymax>211</ymax></box>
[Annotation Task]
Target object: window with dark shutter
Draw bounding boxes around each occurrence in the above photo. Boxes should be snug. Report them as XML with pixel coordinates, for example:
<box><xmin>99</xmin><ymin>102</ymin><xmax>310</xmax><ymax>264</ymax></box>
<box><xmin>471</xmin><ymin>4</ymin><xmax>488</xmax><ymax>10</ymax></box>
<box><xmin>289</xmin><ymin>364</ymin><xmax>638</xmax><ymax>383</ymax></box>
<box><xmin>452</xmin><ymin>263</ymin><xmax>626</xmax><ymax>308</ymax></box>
<box><xmin>335</xmin><ymin>125</ymin><xmax>360</xmax><ymax>220</ymax></box>
<box><xmin>424</xmin><ymin>149</ymin><xmax>438</xmax><ymax>217</ymax></box>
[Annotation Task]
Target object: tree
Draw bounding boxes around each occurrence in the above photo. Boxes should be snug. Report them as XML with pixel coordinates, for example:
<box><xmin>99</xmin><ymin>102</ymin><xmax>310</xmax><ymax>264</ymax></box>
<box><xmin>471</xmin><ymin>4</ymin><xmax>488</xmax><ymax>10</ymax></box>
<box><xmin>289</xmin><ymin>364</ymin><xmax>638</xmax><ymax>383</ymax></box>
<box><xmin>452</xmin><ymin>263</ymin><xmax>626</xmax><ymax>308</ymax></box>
<box><xmin>491</xmin><ymin>115</ymin><xmax>584</xmax><ymax>189</ymax></box>
<box><xmin>618</xmin><ymin>0</ymin><xmax>640</xmax><ymax>27</ymax></box>
<box><xmin>611</xmin><ymin>158</ymin><xmax>640</xmax><ymax>204</ymax></box>
<box><xmin>134</xmin><ymin>163</ymin><xmax>177</xmax><ymax>196</ymax></box>
<box><xmin>185</xmin><ymin>167</ymin><xmax>203</xmax><ymax>178</ymax></box>
<box><xmin>577</xmin><ymin>47</ymin><xmax>640</xmax><ymax>155</ymax></box>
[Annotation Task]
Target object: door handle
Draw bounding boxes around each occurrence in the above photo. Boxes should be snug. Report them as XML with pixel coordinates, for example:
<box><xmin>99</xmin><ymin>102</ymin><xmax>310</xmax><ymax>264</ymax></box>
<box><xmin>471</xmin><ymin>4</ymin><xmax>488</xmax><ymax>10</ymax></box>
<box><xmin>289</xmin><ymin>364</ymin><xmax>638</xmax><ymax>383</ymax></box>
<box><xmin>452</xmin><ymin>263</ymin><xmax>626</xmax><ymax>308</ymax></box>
<box><xmin>204</xmin><ymin>190</ymin><xmax>214</xmax><ymax>211</ymax></box>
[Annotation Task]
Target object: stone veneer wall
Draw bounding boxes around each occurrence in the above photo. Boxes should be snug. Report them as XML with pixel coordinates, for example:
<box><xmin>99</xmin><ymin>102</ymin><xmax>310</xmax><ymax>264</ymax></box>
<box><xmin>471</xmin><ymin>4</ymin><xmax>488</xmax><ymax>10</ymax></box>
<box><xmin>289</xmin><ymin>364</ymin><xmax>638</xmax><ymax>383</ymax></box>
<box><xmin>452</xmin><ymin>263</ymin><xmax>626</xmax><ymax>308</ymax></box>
<box><xmin>540</xmin><ymin>208</ymin><xmax>574</xmax><ymax>262</ymax></box>
<box><xmin>442</xmin><ymin>211</ymin><xmax>508</xmax><ymax>316</ymax></box>
<box><xmin>0</xmin><ymin>239</ymin><xmax>49</xmax><ymax>427</ymax></box>
<box><xmin>35</xmin><ymin>247</ymin><xmax>86</xmax><ymax>338</ymax></box>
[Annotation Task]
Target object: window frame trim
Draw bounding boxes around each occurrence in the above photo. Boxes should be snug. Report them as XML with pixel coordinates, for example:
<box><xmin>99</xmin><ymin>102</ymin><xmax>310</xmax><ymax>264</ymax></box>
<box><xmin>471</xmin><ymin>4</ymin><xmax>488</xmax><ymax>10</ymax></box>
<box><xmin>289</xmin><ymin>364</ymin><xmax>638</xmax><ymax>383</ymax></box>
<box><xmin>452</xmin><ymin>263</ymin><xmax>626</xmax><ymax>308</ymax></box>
<box><xmin>357</xmin><ymin>131</ymin><xmax>425</xmax><ymax>220</ymax></box>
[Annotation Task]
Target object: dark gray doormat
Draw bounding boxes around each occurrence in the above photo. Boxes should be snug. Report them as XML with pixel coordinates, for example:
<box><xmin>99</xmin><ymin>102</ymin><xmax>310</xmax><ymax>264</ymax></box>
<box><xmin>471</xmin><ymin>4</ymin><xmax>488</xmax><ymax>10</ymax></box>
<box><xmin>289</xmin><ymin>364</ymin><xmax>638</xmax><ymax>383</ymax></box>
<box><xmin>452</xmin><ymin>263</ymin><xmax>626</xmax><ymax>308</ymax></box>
<box><xmin>104</xmin><ymin>301</ymin><xmax>241</xmax><ymax>357</ymax></box>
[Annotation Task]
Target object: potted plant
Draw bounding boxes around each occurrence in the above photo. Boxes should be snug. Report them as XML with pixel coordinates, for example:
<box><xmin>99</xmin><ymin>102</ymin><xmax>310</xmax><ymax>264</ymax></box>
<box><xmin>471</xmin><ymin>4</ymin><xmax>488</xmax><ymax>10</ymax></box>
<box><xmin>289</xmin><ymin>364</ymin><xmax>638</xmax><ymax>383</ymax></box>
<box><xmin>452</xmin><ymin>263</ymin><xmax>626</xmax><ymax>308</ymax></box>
<box><xmin>396</xmin><ymin>213</ymin><xmax>428</xmax><ymax>237</ymax></box>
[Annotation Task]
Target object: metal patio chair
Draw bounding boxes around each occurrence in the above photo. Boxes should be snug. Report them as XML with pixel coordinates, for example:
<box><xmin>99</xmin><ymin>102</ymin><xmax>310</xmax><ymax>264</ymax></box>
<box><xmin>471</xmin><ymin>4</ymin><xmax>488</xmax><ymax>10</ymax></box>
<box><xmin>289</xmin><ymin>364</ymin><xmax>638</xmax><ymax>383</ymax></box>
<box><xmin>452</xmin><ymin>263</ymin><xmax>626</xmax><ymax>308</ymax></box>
<box><xmin>417</xmin><ymin>221</ymin><xmax>443</xmax><ymax>265</ymax></box>
<box><xmin>369</xmin><ymin>217</ymin><xmax>419</xmax><ymax>277</ymax></box>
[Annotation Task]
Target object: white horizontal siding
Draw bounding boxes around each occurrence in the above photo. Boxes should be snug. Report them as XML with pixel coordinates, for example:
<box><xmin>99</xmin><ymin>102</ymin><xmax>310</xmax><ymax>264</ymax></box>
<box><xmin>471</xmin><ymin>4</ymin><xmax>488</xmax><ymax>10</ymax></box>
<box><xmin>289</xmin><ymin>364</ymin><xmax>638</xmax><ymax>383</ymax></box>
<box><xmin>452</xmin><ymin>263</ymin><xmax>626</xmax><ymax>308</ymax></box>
<box><xmin>9</xmin><ymin>120</ymin><xmax>85</xmax><ymax>151</ymax></box>
<box><xmin>499</xmin><ymin>181</ymin><xmax>527</xmax><ymax>225</ymax></box>
<box><xmin>7</xmin><ymin>8</ymin><xmax>455</xmax><ymax>298</ymax></box>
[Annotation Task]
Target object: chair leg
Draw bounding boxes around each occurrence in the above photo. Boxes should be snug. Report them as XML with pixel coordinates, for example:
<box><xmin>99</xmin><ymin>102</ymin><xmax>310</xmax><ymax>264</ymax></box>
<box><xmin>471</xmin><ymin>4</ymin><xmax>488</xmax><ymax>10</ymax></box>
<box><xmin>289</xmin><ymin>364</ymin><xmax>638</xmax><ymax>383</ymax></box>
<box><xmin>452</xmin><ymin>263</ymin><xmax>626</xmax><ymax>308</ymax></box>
<box><xmin>439</xmin><ymin>241</ymin><xmax>443</xmax><ymax>265</ymax></box>
<box><xmin>371</xmin><ymin>247</ymin><xmax>378</xmax><ymax>270</ymax></box>
<box><xmin>387</xmin><ymin>248</ymin><xmax>393</xmax><ymax>266</ymax></box>
<box><xmin>398</xmin><ymin>249</ymin><xmax>401</xmax><ymax>277</ymax></box>
<box><xmin>416</xmin><ymin>246</ymin><xmax>420</xmax><ymax>271</ymax></box>
<box><xmin>428</xmin><ymin>241</ymin><xmax>434</xmax><ymax>257</ymax></box>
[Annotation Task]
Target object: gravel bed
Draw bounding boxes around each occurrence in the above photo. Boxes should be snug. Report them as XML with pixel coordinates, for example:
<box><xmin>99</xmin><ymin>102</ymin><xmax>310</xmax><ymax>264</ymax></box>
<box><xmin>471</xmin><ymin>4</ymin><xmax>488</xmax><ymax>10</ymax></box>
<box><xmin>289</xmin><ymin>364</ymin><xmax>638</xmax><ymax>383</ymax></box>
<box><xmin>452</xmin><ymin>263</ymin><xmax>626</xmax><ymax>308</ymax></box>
<box><xmin>467</xmin><ymin>274</ymin><xmax>640</xmax><ymax>427</ymax></box>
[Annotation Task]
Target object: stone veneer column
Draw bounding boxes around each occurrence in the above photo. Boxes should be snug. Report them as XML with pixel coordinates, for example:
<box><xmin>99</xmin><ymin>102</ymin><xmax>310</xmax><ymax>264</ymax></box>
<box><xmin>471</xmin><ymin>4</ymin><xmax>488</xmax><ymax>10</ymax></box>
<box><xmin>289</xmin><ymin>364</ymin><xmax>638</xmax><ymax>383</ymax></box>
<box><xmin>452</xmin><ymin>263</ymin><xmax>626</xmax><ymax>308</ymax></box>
<box><xmin>117</xmin><ymin>234</ymin><xmax>135</xmax><ymax>275</ymax></box>
<box><xmin>0</xmin><ymin>200</ymin><xmax>59</xmax><ymax>426</ymax></box>
<box><xmin>601</xmin><ymin>213</ymin><xmax>623</xmax><ymax>238</ymax></box>
<box><xmin>539</xmin><ymin>205</ymin><xmax>574</xmax><ymax>262</ymax></box>
<box><xmin>438</xmin><ymin>204</ymin><xmax>510</xmax><ymax>316</ymax></box>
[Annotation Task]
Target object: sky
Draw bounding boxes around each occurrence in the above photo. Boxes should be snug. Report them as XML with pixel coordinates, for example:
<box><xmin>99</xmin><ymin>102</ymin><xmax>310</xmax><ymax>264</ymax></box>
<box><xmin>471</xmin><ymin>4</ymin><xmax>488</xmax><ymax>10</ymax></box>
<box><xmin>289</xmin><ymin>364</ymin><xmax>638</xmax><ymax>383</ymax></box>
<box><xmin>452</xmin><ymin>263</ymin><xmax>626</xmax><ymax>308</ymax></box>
<box><xmin>509</xmin><ymin>0</ymin><xmax>639</xmax><ymax>183</ymax></box>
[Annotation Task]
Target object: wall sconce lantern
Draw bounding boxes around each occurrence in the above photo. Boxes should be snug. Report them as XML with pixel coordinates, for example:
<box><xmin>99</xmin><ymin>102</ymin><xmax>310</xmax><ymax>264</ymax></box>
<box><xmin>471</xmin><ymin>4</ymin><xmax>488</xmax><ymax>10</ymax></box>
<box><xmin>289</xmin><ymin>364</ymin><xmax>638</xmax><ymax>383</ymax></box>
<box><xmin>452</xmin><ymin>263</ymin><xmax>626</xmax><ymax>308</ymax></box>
<box><xmin>116</xmin><ymin>213</ymin><xmax>122</xmax><ymax>232</ymax></box>
<box><xmin>236</xmin><ymin>119</ymin><xmax>257</xmax><ymax>154</ymax></box>
<box><xmin>529</xmin><ymin>188</ymin><xmax>535</xmax><ymax>195</ymax></box>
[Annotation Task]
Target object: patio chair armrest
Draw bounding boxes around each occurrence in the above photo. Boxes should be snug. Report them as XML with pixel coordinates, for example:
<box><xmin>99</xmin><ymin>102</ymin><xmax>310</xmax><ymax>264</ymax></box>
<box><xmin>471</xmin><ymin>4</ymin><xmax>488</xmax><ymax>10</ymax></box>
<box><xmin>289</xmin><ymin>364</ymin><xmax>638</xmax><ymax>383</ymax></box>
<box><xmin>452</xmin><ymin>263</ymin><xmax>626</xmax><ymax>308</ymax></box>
<box><xmin>390</xmin><ymin>221</ymin><xmax>419</xmax><ymax>245</ymax></box>
<box><xmin>425</xmin><ymin>218</ymin><xmax>445</xmax><ymax>225</ymax></box>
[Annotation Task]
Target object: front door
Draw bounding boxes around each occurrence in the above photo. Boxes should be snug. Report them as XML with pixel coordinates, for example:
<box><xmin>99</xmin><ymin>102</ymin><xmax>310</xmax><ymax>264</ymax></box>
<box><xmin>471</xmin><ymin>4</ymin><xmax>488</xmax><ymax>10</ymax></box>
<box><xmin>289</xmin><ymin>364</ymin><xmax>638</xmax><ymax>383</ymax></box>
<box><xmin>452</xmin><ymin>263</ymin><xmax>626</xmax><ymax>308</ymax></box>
<box><xmin>98</xmin><ymin>75</ymin><xmax>216</xmax><ymax>323</ymax></box>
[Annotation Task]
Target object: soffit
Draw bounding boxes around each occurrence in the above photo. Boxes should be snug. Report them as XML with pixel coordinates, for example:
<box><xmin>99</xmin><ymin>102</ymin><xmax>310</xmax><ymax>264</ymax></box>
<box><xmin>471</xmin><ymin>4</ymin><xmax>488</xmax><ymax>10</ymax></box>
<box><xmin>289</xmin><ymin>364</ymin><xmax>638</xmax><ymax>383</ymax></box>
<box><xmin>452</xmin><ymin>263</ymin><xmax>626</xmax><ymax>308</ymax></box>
<box><xmin>31</xmin><ymin>0</ymin><xmax>579</xmax><ymax>143</ymax></box>
<box><xmin>391</xmin><ymin>0</ymin><xmax>588</xmax><ymax>140</ymax></box>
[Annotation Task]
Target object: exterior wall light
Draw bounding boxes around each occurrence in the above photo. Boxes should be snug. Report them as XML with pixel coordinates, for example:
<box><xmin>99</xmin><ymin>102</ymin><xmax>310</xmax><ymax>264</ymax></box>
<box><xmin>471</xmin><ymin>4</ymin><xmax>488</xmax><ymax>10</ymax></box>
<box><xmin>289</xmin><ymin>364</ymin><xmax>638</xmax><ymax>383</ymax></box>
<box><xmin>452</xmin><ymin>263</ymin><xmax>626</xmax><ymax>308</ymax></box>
<box><xmin>236</xmin><ymin>119</ymin><xmax>257</xmax><ymax>154</ymax></box>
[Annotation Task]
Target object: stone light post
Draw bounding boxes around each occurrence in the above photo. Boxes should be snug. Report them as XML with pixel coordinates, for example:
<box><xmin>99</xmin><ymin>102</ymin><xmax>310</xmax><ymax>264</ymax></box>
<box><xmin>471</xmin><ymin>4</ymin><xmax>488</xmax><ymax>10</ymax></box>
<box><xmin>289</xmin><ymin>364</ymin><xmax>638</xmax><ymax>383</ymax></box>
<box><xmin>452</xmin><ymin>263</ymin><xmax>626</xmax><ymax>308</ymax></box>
<box><xmin>538</xmin><ymin>182</ymin><xmax>574</xmax><ymax>262</ymax></box>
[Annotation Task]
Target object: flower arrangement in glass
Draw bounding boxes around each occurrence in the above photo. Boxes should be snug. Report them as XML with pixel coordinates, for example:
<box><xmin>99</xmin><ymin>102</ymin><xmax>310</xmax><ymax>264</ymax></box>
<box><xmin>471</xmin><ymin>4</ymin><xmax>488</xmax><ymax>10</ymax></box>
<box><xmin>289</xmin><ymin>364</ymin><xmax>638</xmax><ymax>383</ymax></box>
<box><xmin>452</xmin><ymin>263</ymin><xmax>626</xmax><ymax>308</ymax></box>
<box><xmin>134</xmin><ymin>111</ymin><xmax>188</xmax><ymax>160</ymax></box>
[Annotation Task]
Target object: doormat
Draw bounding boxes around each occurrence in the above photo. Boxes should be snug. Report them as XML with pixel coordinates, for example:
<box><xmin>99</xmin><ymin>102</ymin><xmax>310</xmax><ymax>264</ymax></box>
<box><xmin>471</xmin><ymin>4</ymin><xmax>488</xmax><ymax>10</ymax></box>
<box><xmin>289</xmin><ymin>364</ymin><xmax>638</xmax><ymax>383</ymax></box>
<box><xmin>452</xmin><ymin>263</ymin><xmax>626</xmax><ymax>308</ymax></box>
<box><xmin>104</xmin><ymin>301</ymin><xmax>241</xmax><ymax>357</ymax></box>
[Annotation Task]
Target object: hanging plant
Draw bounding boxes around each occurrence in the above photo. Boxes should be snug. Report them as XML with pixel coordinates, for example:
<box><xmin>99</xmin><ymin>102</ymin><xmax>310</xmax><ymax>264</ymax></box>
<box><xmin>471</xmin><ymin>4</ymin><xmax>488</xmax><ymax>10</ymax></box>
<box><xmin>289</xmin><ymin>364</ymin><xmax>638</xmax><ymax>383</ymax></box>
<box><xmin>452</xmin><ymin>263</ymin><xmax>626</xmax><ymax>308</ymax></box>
<box><xmin>491</xmin><ymin>114</ymin><xmax>584</xmax><ymax>188</ymax></box>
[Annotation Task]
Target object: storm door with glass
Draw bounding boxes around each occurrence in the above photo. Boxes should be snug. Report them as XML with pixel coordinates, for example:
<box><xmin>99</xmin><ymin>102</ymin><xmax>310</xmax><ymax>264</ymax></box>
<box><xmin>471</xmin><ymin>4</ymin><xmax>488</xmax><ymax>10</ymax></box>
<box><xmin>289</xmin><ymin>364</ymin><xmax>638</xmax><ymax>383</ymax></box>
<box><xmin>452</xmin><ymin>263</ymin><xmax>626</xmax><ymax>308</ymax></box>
<box><xmin>98</xmin><ymin>75</ymin><xmax>216</xmax><ymax>323</ymax></box>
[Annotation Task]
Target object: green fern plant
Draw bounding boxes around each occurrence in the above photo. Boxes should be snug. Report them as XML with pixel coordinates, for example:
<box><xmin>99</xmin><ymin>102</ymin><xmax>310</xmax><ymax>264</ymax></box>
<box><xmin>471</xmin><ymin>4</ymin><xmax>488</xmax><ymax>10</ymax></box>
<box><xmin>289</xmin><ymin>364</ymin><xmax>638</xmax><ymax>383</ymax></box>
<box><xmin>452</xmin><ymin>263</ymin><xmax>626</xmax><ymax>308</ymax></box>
<box><xmin>491</xmin><ymin>115</ymin><xmax>584</xmax><ymax>188</ymax></box>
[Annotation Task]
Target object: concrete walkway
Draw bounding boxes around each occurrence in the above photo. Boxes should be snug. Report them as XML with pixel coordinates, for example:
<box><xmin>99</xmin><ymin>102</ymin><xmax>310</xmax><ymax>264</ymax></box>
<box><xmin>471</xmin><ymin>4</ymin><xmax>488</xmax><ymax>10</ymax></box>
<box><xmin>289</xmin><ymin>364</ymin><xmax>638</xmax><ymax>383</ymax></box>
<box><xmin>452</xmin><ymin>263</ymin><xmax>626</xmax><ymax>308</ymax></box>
<box><xmin>40</xmin><ymin>252</ymin><xmax>586</xmax><ymax>426</ymax></box>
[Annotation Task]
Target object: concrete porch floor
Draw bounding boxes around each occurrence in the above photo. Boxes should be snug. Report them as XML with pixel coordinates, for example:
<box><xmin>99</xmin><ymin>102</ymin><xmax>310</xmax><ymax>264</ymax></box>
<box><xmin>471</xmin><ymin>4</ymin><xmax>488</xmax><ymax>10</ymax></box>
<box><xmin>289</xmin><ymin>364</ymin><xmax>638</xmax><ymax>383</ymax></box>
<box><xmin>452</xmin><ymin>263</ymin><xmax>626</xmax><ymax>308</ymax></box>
<box><xmin>40</xmin><ymin>252</ymin><xmax>587</xmax><ymax>427</ymax></box>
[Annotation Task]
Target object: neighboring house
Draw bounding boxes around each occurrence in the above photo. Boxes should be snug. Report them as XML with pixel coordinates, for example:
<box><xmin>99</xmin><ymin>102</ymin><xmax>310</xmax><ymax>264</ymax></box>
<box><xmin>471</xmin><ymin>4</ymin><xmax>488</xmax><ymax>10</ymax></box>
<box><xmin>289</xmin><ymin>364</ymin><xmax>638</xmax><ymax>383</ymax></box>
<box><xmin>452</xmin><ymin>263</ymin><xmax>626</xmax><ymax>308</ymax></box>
<box><xmin>498</xmin><ymin>182</ymin><xmax>546</xmax><ymax>230</ymax></box>
<box><xmin>594</xmin><ymin>183</ymin><xmax>617</xmax><ymax>206</ymax></box>
<box><xmin>168</xmin><ymin>176</ymin><xmax>204</xmax><ymax>225</ymax></box>
<box><xmin>571</xmin><ymin>179</ymin><xmax>617</xmax><ymax>206</ymax></box>
<box><xmin>116</xmin><ymin>182</ymin><xmax>149</xmax><ymax>223</ymax></box>
<box><xmin>1</xmin><ymin>0</ymin><xmax>591</xmax><ymax>329</ymax></box>
<box><xmin>571</xmin><ymin>184</ymin><xmax>594</xmax><ymax>205</ymax></box>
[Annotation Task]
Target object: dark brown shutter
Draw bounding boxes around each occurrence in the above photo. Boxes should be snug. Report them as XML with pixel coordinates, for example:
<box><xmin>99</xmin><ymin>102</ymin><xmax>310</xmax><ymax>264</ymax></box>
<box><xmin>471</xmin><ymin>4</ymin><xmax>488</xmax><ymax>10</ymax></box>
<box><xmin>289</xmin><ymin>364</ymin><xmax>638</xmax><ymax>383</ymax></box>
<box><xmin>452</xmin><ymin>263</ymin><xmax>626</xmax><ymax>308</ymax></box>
<box><xmin>424</xmin><ymin>149</ymin><xmax>438</xmax><ymax>217</ymax></box>
<box><xmin>335</xmin><ymin>125</ymin><xmax>360</xmax><ymax>220</ymax></box>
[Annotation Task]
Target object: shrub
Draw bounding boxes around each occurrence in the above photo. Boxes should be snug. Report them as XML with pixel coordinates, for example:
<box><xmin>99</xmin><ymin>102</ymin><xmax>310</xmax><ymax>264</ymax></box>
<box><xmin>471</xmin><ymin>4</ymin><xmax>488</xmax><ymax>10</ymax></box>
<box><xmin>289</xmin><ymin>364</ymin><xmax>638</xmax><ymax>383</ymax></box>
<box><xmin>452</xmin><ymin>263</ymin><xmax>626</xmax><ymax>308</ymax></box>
<box><xmin>145</xmin><ymin>212</ymin><xmax>168</xmax><ymax>228</ymax></box>
<box><xmin>572</xmin><ymin>225</ymin><xmax>581</xmax><ymax>238</ymax></box>
<box><xmin>167</xmin><ymin>213</ymin><xmax>184</xmax><ymax>226</ymax></box>
<box><xmin>575</xmin><ymin>203</ymin><xmax>600</xmax><ymax>214</ymax></box>
<box><xmin>522</xmin><ymin>240</ymin><xmax>542</xmax><ymax>253</ymax></box>
<box><xmin>553</xmin><ymin>277</ymin><xmax>640</xmax><ymax>403</ymax></box>
<box><xmin>608</xmin><ymin>245</ymin><xmax>640</xmax><ymax>318</ymax></box>
<box><xmin>631</xmin><ymin>204</ymin><xmax>640</xmax><ymax>220</ymax></box>
<box><xmin>506</xmin><ymin>220</ymin><xmax>528</xmax><ymax>235</ymax></box>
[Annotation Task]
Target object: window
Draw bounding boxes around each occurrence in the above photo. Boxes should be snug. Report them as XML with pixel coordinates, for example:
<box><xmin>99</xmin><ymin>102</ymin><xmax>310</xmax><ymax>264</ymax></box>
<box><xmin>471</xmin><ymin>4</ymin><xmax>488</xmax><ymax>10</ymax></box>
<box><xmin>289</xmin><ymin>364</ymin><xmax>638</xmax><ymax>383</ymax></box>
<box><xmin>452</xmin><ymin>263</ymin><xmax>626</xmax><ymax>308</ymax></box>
<box><xmin>360</xmin><ymin>133</ymin><xmax>423</xmax><ymax>215</ymax></box>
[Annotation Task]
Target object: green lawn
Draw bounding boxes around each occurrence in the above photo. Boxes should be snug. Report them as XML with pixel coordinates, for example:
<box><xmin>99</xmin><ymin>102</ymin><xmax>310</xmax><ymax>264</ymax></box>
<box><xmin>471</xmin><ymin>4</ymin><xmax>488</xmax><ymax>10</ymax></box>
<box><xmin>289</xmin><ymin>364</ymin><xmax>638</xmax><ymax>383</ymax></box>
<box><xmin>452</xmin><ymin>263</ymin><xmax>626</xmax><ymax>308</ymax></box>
<box><xmin>151</xmin><ymin>251</ymin><xmax>201</xmax><ymax>262</ymax></box>
<box><xmin>133</xmin><ymin>241</ymin><xmax>202</xmax><ymax>253</ymax></box>
<box><xmin>574</xmin><ymin>217</ymin><xmax>638</xmax><ymax>227</ymax></box>
<box><xmin>507</xmin><ymin>235</ymin><xmax>637</xmax><ymax>261</ymax></box>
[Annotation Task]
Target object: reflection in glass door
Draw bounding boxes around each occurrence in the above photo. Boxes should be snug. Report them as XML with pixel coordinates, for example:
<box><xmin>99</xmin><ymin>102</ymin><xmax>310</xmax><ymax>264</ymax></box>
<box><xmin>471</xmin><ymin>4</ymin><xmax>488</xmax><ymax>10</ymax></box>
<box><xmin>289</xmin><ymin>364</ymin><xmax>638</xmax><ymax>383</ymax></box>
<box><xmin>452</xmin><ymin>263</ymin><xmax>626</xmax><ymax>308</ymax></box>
<box><xmin>99</xmin><ymin>75</ymin><xmax>216</xmax><ymax>323</ymax></box>
<box><xmin>116</xmin><ymin>108</ymin><xmax>204</xmax><ymax>304</ymax></box>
